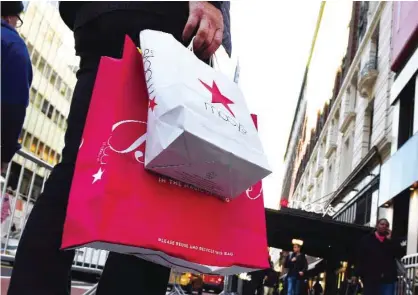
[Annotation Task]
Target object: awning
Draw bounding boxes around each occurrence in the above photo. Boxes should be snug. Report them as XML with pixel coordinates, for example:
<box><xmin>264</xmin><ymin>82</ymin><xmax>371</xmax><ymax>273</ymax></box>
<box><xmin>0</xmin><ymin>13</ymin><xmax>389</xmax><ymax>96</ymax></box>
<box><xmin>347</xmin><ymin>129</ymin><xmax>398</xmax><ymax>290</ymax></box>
<box><xmin>308</xmin><ymin>258</ymin><xmax>323</xmax><ymax>270</ymax></box>
<box><xmin>265</xmin><ymin>207</ymin><xmax>372</xmax><ymax>260</ymax></box>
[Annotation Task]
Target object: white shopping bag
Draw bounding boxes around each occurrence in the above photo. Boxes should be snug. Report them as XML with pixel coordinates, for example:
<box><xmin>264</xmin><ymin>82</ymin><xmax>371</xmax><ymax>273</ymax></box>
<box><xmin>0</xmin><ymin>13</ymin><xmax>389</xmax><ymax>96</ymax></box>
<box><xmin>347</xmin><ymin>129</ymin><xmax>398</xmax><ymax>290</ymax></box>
<box><xmin>140</xmin><ymin>30</ymin><xmax>271</xmax><ymax>199</ymax></box>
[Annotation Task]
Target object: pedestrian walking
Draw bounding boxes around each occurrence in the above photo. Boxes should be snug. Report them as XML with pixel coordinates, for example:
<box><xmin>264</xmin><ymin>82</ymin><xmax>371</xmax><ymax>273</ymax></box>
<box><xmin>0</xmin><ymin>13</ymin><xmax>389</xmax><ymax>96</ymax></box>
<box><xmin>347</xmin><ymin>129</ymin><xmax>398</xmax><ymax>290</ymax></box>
<box><xmin>8</xmin><ymin>2</ymin><xmax>228</xmax><ymax>295</ymax></box>
<box><xmin>312</xmin><ymin>278</ymin><xmax>323</xmax><ymax>295</ymax></box>
<box><xmin>338</xmin><ymin>276</ymin><xmax>361</xmax><ymax>295</ymax></box>
<box><xmin>1</xmin><ymin>1</ymin><xmax>33</xmax><ymax>174</ymax></box>
<box><xmin>357</xmin><ymin>218</ymin><xmax>403</xmax><ymax>295</ymax></box>
<box><xmin>263</xmin><ymin>261</ymin><xmax>279</xmax><ymax>295</ymax></box>
<box><xmin>285</xmin><ymin>243</ymin><xmax>308</xmax><ymax>295</ymax></box>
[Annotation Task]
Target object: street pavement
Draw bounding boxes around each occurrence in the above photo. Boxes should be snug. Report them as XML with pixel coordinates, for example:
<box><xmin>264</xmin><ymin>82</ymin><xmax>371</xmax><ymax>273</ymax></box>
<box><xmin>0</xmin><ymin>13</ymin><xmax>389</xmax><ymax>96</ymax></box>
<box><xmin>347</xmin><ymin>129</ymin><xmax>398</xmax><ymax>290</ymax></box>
<box><xmin>1</xmin><ymin>263</ymin><xmax>95</xmax><ymax>295</ymax></box>
<box><xmin>2</xmin><ymin>263</ymin><xmax>214</xmax><ymax>295</ymax></box>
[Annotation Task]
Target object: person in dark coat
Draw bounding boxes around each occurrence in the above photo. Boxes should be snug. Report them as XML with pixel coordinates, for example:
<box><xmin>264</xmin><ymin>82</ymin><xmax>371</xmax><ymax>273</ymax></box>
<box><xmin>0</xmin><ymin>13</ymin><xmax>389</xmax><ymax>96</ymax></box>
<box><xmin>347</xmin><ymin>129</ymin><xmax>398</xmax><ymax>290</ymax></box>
<box><xmin>357</xmin><ymin>218</ymin><xmax>403</xmax><ymax>295</ymax></box>
<box><xmin>8</xmin><ymin>2</ymin><xmax>226</xmax><ymax>295</ymax></box>
<box><xmin>338</xmin><ymin>276</ymin><xmax>361</xmax><ymax>295</ymax></box>
<box><xmin>312</xmin><ymin>278</ymin><xmax>323</xmax><ymax>295</ymax></box>
<box><xmin>1</xmin><ymin>1</ymin><xmax>33</xmax><ymax>173</ymax></box>
<box><xmin>285</xmin><ymin>243</ymin><xmax>308</xmax><ymax>295</ymax></box>
<box><xmin>263</xmin><ymin>261</ymin><xmax>279</xmax><ymax>295</ymax></box>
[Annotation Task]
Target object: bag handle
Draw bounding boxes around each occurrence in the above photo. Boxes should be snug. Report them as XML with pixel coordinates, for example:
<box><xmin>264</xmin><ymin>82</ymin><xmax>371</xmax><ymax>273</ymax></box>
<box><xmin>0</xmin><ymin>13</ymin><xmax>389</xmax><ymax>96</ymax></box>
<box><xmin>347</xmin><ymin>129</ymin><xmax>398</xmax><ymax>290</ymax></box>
<box><xmin>187</xmin><ymin>37</ymin><xmax>218</xmax><ymax>68</ymax></box>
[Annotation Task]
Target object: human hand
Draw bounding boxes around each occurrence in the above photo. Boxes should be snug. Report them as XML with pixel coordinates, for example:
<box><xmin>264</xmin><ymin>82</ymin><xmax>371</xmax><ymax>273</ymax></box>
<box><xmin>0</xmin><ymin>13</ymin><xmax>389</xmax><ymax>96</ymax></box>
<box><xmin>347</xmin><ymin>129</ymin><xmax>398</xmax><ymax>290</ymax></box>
<box><xmin>386</xmin><ymin>229</ymin><xmax>392</xmax><ymax>240</ymax></box>
<box><xmin>299</xmin><ymin>272</ymin><xmax>304</xmax><ymax>276</ymax></box>
<box><xmin>291</xmin><ymin>257</ymin><xmax>296</xmax><ymax>262</ymax></box>
<box><xmin>183</xmin><ymin>1</ymin><xmax>224</xmax><ymax>60</ymax></box>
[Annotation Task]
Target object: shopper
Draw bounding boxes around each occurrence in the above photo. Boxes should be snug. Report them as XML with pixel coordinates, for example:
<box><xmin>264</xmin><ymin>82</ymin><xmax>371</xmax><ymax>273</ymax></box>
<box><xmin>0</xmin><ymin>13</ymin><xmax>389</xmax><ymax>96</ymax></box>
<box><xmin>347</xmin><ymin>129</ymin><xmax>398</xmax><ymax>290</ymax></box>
<box><xmin>339</xmin><ymin>276</ymin><xmax>361</xmax><ymax>295</ymax></box>
<box><xmin>8</xmin><ymin>2</ymin><xmax>226</xmax><ymax>295</ymax></box>
<box><xmin>357</xmin><ymin>218</ymin><xmax>403</xmax><ymax>295</ymax></box>
<box><xmin>285</xmin><ymin>243</ymin><xmax>308</xmax><ymax>295</ymax></box>
<box><xmin>312</xmin><ymin>278</ymin><xmax>323</xmax><ymax>295</ymax></box>
<box><xmin>1</xmin><ymin>1</ymin><xmax>33</xmax><ymax>173</ymax></box>
<box><xmin>263</xmin><ymin>261</ymin><xmax>279</xmax><ymax>295</ymax></box>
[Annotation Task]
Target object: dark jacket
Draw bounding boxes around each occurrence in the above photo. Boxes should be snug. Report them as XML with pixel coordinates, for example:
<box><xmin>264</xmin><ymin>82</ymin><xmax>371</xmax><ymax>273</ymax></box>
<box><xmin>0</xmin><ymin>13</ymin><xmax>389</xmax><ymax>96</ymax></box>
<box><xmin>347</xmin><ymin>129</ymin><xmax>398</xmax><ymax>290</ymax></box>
<box><xmin>357</xmin><ymin>232</ymin><xmax>403</xmax><ymax>283</ymax></box>
<box><xmin>264</xmin><ymin>268</ymin><xmax>279</xmax><ymax>287</ymax></box>
<box><xmin>338</xmin><ymin>281</ymin><xmax>362</xmax><ymax>295</ymax></box>
<box><xmin>285</xmin><ymin>252</ymin><xmax>308</xmax><ymax>279</ymax></box>
<box><xmin>58</xmin><ymin>1</ymin><xmax>231</xmax><ymax>56</ymax></box>
<box><xmin>1</xmin><ymin>19</ymin><xmax>33</xmax><ymax>163</ymax></box>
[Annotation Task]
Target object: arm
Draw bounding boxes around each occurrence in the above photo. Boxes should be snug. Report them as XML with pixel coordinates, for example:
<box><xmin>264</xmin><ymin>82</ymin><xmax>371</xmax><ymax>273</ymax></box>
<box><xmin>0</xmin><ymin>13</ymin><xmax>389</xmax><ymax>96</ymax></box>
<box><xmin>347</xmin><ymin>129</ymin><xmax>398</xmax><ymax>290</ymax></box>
<box><xmin>301</xmin><ymin>254</ymin><xmax>308</xmax><ymax>273</ymax></box>
<box><xmin>1</xmin><ymin>42</ymin><xmax>32</xmax><ymax>166</ymax></box>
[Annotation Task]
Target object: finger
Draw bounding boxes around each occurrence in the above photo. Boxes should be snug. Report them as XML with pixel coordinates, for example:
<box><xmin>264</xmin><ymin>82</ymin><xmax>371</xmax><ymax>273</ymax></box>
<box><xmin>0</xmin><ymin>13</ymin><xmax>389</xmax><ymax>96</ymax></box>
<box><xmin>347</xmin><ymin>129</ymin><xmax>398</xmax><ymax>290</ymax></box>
<box><xmin>183</xmin><ymin>14</ymin><xmax>200</xmax><ymax>42</ymax></box>
<box><xmin>193</xmin><ymin>18</ymin><xmax>210</xmax><ymax>52</ymax></box>
<box><xmin>201</xmin><ymin>28</ymin><xmax>223</xmax><ymax>60</ymax></box>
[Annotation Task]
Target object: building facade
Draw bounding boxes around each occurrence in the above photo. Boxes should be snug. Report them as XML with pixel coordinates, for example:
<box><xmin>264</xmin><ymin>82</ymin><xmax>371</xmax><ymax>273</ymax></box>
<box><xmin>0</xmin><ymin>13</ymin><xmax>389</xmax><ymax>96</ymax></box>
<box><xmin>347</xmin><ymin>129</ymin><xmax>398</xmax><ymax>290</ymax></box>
<box><xmin>379</xmin><ymin>1</ymin><xmax>418</xmax><ymax>255</ymax></box>
<box><xmin>2</xmin><ymin>1</ymin><xmax>78</xmax><ymax>231</ymax></box>
<box><xmin>281</xmin><ymin>1</ymin><xmax>418</xmax><ymax>257</ymax></box>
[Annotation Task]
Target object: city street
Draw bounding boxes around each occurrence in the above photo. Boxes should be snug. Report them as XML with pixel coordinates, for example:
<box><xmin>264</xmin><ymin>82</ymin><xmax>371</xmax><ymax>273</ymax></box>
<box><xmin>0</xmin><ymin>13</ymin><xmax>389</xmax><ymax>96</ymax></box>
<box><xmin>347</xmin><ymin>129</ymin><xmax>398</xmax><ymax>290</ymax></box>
<box><xmin>1</xmin><ymin>263</ymin><xmax>215</xmax><ymax>295</ymax></box>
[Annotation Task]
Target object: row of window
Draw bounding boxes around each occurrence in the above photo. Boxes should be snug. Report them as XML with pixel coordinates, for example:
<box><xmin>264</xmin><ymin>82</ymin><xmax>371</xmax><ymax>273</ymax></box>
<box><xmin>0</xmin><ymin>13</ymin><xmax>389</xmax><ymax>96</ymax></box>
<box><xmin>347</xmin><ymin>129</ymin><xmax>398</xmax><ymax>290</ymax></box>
<box><xmin>29</xmin><ymin>87</ymin><xmax>68</xmax><ymax>131</ymax></box>
<box><xmin>18</xmin><ymin>129</ymin><xmax>62</xmax><ymax>166</ymax></box>
<box><xmin>23</xmin><ymin>37</ymin><xmax>74</xmax><ymax>102</ymax></box>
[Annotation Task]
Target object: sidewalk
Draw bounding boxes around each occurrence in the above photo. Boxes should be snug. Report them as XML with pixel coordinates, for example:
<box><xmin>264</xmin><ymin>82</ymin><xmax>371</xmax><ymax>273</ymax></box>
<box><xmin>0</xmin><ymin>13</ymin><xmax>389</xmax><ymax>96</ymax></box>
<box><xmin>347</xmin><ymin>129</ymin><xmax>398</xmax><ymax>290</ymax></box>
<box><xmin>1</xmin><ymin>264</ymin><xmax>95</xmax><ymax>295</ymax></box>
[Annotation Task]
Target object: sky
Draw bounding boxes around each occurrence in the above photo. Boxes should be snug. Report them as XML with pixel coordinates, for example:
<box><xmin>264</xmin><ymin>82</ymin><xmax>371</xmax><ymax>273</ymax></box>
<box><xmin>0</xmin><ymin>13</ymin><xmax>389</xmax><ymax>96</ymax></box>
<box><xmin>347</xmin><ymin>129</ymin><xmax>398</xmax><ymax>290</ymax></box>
<box><xmin>228</xmin><ymin>1</ymin><xmax>354</xmax><ymax>209</ymax></box>
<box><xmin>229</xmin><ymin>1</ymin><xmax>323</xmax><ymax>209</ymax></box>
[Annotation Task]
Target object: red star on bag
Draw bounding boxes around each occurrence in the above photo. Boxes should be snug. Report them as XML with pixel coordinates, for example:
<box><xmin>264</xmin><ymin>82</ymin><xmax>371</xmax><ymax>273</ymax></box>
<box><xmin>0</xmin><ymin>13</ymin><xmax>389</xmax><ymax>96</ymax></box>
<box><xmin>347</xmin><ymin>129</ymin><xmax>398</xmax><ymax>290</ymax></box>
<box><xmin>199</xmin><ymin>79</ymin><xmax>235</xmax><ymax>117</ymax></box>
<box><xmin>149</xmin><ymin>97</ymin><xmax>157</xmax><ymax>112</ymax></box>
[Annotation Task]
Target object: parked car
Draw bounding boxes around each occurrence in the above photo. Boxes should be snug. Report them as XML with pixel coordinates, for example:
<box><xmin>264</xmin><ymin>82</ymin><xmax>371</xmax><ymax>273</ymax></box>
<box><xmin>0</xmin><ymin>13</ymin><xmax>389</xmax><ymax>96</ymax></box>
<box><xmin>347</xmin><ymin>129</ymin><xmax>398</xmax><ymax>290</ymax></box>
<box><xmin>202</xmin><ymin>274</ymin><xmax>224</xmax><ymax>293</ymax></box>
<box><xmin>168</xmin><ymin>271</ymin><xmax>204</xmax><ymax>294</ymax></box>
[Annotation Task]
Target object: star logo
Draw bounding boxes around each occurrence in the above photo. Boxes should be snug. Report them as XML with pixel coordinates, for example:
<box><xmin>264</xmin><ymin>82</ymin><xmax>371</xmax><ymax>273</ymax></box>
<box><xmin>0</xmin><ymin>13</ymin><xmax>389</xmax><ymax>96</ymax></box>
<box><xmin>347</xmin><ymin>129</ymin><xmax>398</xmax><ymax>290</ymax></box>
<box><xmin>199</xmin><ymin>80</ymin><xmax>235</xmax><ymax>117</ymax></box>
<box><xmin>92</xmin><ymin>167</ymin><xmax>105</xmax><ymax>184</ymax></box>
<box><xmin>149</xmin><ymin>97</ymin><xmax>157</xmax><ymax>112</ymax></box>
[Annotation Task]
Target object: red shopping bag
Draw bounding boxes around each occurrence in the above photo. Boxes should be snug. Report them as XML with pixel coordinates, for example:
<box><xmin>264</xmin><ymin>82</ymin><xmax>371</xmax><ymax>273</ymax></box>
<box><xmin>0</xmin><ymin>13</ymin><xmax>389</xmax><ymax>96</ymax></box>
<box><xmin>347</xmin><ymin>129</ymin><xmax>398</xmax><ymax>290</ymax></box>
<box><xmin>62</xmin><ymin>36</ymin><xmax>269</xmax><ymax>275</ymax></box>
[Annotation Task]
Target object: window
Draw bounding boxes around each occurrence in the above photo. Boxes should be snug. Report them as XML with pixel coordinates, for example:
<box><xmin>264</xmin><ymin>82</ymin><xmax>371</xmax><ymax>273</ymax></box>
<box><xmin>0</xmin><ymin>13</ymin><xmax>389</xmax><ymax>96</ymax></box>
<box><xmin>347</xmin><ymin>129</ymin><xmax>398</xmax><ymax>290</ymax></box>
<box><xmin>58</xmin><ymin>114</ymin><xmax>65</xmax><ymax>129</ymax></box>
<box><xmin>44</xmin><ymin>64</ymin><xmax>52</xmax><ymax>79</ymax></box>
<box><xmin>27</xmin><ymin>43</ymin><xmax>34</xmax><ymax>55</ymax></box>
<box><xmin>56</xmin><ymin>154</ymin><xmax>61</xmax><ymax>164</ymax></box>
<box><xmin>35</xmin><ymin>92</ymin><xmax>43</xmax><ymax>109</ymax></box>
<box><xmin>55</xmin><ymin>77</ymin><xmax>62</xmax><ymax>92</ymax></box>
<box><xmin>36</xmin><ymin>142</ymin><xmax>44</xmax><ymax>158</ymax></box>
<box><xmin>398</xmin><ymin>75</ymin><xmax>416</xmax><ymax>148</ymax></box>
<box><xmin>37</xmin><ymin>57</ymin><xmax>46</xmax><ymax>73</ymax></box>
<box><xmin>30</xmin><ymin>88</ymin><xmax>37</xmax><ymax>103</ymax></box>
<box><xmin>60</xmin><ymin>83</ymin><xmax>67</xmax><ymax>96</ymax></box>
<box><xmin>366</xmin><ymin>99</ymin><xmax>374</xmax><ymax>150</ymax></box>
<box><xmin>23</xmin><ymin>132</ymin><xmax>32</xmax><ymax>150</ymax></box>
<box><xmin>47</xmin><ymin>104</ymin><xmax>54</xmax><ymax>119</ymax></box>
<box><xmin>53</xmin><ymin>109</ymin><xmax>59</xmax><ymax>124</ymax></box>
<box><xmin>66</xmin><ymin>88</ymin><xmax>73</xmax><ymax>101</ymax></box>
<box><xmin>354</xmin><ymin>190</ymin><xmax>374</xmax><ymax>225</ymax></box>
<box><xmin>30</xmin><ymin>137</ymin><xmax>38</xmax><ymax>153</ymax></box>
<box><xmin>327</xmin><ymin>163</ymin><xmax>334</xmax><ymax>195</ymax></box>
<box><xmin>18</xmin><ymin>130</ymin><xmax>26</xmax><ymax>144</ymax></box>
<box><xmin>48</xmin><ymin>150</ymin><xmax>56</xmax><ymax>164</ymax></box>
<box><xmin>42</xmin><ymin>146</ymin><xmax>50</xmax><ymax>162</ymax></box>
<box><xmin>50</xmin><ymin>71</ymin><xmax>57</xmax><ymax>86</ymax></box>
<box><xmin>32</xmin><ymin>50</ymin><xmax>40</xmax><ymax>67</ymax></box>
<box><xmin>41</xmin><ymin>100</ymin><xmax>49</xmax><ymax>115</ymax></box>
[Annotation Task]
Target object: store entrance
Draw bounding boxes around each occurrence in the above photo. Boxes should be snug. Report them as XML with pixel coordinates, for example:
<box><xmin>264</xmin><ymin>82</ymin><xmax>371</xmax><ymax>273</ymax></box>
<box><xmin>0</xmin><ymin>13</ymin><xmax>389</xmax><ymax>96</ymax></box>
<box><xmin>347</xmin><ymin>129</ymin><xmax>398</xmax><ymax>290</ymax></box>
<box><xmin>392</xmin><ymin>189</ymin><xmax>410</xmax><ymax>256</ymax></box>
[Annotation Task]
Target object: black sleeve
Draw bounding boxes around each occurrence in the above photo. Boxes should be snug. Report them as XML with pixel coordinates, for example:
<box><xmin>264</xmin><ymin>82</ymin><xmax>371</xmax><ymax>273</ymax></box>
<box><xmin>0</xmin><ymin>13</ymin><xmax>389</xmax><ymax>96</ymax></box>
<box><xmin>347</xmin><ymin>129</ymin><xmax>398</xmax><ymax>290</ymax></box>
<box><xmin>355</xmin><ymin>235</ymin><xmax>367</xmax><ymax>278</ymax></box>
<box><xmin>59</xmin><ymin>1</ymin><xmax>87</xmax><ymax>30</ymax></box>
<box><xmin>209</xmin><ymin>1</ymin><xmax>223</xmax><ymax>10</ymax></box>
<box><xmin>284</xmin><ymin>256</ymin><xmax>290</xmax><ymax>268</ymax></box>
<box><xmin>1</xmin><ymin>103</ymin><xmax>26</xmax><ymax>163</ymax></box>
<box><xmin>302</xmin><ymin>254</ymin><xmax>308</xmax><ymax>272</ymax></box>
